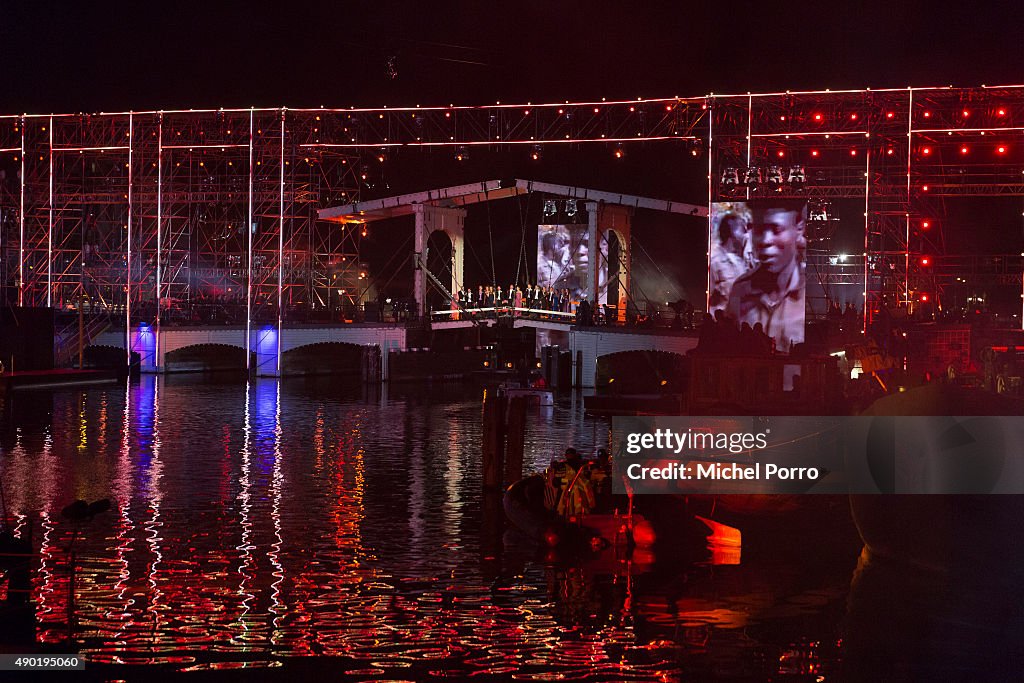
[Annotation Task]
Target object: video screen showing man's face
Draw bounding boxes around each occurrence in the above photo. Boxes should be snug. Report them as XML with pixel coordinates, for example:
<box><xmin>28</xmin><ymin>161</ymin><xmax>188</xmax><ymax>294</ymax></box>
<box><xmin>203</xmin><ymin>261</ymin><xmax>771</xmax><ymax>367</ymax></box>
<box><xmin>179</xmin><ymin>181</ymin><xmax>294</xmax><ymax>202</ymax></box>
<box><xmin>750</xmin><ymin>206</ymin><xmax>804</xmax><ymax>274</ymax></box>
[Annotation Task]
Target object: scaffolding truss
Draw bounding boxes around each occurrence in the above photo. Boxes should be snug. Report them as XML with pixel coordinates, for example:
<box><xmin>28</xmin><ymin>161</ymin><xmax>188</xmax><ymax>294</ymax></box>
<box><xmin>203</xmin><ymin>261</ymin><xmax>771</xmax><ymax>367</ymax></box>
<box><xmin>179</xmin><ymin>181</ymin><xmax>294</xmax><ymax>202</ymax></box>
<box><xmin>1</xmin><ymin>86</ymin><xmax>1023</xmax><ymax>356</ymax></box>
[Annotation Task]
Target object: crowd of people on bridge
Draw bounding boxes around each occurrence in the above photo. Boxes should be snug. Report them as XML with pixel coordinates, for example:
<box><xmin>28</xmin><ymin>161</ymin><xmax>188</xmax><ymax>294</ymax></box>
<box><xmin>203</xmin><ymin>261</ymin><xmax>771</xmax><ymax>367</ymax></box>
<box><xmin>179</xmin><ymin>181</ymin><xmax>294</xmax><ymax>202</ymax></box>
<box><xmin>453</xmin><ymin>284</ymin><xmax>575</xmax><ymax>316</ymax></box>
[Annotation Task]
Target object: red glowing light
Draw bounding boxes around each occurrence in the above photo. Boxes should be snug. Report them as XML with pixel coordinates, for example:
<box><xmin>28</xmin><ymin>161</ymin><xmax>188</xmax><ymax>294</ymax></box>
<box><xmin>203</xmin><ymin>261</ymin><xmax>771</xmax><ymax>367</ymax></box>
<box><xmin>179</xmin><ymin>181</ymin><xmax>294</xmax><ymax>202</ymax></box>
<box><xmin>777</xmin><ymin>150</ymin><xmax>785</xmax><ymax>158</ymax></box>
<box><xmin>887</xmin><ymin>148</ymin><xmax>895</xmax><ymax>155</ymax></box>
<box><xmin>922</xmin><ymin>185</ymin><xmax>930</xmax><ymax>191</ymax></box>
<box><xmin>850</xmin><ymin>113</ymin><xmax>858</xmax><ymax>120</ymax></box>
<box><xmin>780</xmin><ymin>115</ymin><xmax>786</xmax><ymax>121</ymax></box>
<box><xmin>923</xmin><ymin>111</ymin><xmax>931</xmax><ymax>118</ymax></box>
<box><xmin>998</xmin><ymin>108</ymin><xmax>1007</xmax><ymax>116</ymax></box>
<box><xmin>997</xmin><ymin>145</ymin><xmax>1007</xmax><ymax>154</ymax></box>
<box><xmin>920</xmin><ymin>293</ymin><xmax>930</xmax><ymax>302</ymax></box>
<box><xmin>614</xmin><ymin>149</ymin><xmax>623</xmax><ymax>159</ymax></box>
<box><xmin>922</xmin><ymin>220</ymin><xmax>931</xmax><ymax>229</ymax></box>
<box><xmin>922</xmin><ymin>147</ymin><xmax>931</xmax><ymax>155</ymax></box>
<box><xmin>886</xmin><ymin>112</ymin><xmax>895</xmax><ymax>119</ymax></box>
<box><xmin>593</xmin><ymin>107</ymin><xmax>600</xmax><ymax>113</ymax></box>
<box><xmin>849</xmin><ymin>148</ymin><xmax>857</xmax><ymax>156</ymax></box>
<box><xmin>811</xmin><ymin>150</ymin><xmax>819</xmax><ymax>157</ymax></box>
<box><xmin>665</xmin><ymin>104</ymin><xmax>672</xmax><ymax>111</ymax></box>
<box><xmin>921</xmin><ymin>257</ymin><xmax>931</xmax><ymax>266</ymax></box>
<box><xmin>524</xmin><ymin>109</ymin><xmax>530</xmax><ymax>115</ymax></box>
<box><xmin>962</xmin><ymin>110</ymin><xmax>970</xmax><ymax>118</ymax></box>
<box><xmin>961</xmin><ymin>146</ymin><xmax>969</xmax><ymax>154</ymax></box>
<box><xmin>814</xmin><ymin>113</ymin><xmax>822</xmax><ymax>121</ymax></box>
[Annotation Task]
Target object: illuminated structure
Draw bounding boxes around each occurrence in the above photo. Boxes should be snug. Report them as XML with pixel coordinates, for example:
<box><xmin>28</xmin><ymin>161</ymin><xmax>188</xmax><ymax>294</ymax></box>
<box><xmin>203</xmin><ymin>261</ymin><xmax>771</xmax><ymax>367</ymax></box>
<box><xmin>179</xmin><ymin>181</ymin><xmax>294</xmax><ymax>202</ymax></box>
<box><xmin>2</xmin><ymin>85</ymin><xmax>1024</xmax><ymax>353</ymax></box>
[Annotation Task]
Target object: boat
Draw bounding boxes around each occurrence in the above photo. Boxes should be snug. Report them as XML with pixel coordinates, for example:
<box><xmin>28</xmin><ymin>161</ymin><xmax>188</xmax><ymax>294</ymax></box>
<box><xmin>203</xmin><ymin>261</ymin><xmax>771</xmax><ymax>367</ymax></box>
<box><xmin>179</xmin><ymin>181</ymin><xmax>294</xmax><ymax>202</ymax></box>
<box><xmin>503</xmin><ymin>474</ymin><xmax>650</xmax><ymax>551</ymax></box>
<box><xmin>495</xmin><ymin>382</ymin><xmax>554</xmax><ymax>406</ymax></box>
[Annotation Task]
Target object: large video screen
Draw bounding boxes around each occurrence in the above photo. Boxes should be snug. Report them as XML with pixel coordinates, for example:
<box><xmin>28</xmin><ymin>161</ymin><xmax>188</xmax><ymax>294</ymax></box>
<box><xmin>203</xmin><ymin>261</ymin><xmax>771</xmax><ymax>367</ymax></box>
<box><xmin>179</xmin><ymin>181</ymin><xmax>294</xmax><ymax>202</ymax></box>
<box><xmin>537</xmin><ymin>224</ymin><xmax>591</xmax><ymax>301</ymax></box>
<box><xmin>709</xmin><ymin>201</ymin><xmax>806</xmax><ymax>353</ymax></box>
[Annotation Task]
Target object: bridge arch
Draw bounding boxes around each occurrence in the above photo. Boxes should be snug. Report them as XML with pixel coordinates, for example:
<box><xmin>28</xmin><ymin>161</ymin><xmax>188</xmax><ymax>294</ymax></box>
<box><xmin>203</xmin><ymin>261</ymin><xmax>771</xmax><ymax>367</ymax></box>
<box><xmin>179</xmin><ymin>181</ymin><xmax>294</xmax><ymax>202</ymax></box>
<box><xmin>164</xmin><ymin>343</ymin><xmax>249</xmax><ymax>372</ymax></box>
<box><xmin>279</xmin><ymin>341</ymin><xmax>365</xmax><ymax>375</ymax></box>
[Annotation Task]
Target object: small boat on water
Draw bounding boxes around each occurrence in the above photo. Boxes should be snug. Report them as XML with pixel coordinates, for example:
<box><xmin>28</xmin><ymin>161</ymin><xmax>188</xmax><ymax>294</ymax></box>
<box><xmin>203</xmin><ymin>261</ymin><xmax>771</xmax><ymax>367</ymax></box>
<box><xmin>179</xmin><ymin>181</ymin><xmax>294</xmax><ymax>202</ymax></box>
<box><xmin>496</xmin><ymin>382</ymin><xmax>554</xmax><ymax>406</ymax></box>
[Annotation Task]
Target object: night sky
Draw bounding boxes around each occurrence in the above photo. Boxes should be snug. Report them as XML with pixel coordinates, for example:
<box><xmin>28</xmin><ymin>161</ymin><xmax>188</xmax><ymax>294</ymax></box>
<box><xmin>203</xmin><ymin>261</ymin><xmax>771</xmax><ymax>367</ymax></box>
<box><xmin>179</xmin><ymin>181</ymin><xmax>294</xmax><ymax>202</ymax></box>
<box><xmin>3</xmin><ymin>1</ymin><xmax>1023</xmax><ymax>302</ymax></box>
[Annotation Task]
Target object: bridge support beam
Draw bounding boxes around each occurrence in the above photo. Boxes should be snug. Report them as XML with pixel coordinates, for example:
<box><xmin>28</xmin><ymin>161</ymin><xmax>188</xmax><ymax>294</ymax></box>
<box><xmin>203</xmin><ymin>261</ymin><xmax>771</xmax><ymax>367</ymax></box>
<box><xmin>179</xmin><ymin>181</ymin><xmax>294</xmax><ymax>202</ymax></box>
<box><xmin>414</xmin><ymin>204</ymin><xmax>466</xmax><ymax>320</ymax></box>
<box><xmin>585</xmin><ymin>202</ymin><xmax>632</xmax><ymax>319</ymax></box>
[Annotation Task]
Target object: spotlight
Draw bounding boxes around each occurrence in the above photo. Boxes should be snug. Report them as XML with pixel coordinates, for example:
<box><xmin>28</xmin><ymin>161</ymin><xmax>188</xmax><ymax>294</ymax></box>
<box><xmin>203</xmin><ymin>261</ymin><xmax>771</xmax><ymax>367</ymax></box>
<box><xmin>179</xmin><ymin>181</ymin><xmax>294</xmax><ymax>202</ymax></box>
<box><xmin>613</xmin><ymin>147</ymin><xmax>624</xmax><ymax>159</ymax></box>
<box><xmin>810</xmin><ymin>149</ymin><xmax>819</xmax><ymax>157</ymax></box>
<box><xmin>922</xmin><ymin>147</ymin><xmax>931</xmax><ymax>155</ymax></box>
<box><xmin>813</xmin><ymin>113</ymin><xmax>823</xmax><ymax>121</ymax></box>
<box><xmin>743</xmin><ymin>166</ymin><xmax>762</xmax><ymax>188</ymax></box>
<box><xmin>922</xmin><ymin>220</ymin><xmax>931</xmax><ymax>230</ymax></box>
<box><xmin>531</xmin><ymin>145</ymin><xmax>542</xmax><ymax>161</ymax></box>
<box><xmin>960</xmin><ymin>146</ymin><xmax>969</xmax><ymax>154</ymax></box>
<box><xmin>997</xmin><ymin>145</ymin><xmax>1008</xmax><ymax>154</ymax></box>
<box><xmin>776</xmin><ymin>150</ymin><xmax>785</xmax><ymax>158</ymax></box>
<box><xmin>721</xmin><ymin>167</ymin><xmax>740</xmax><ymax>187</ymax></box>
<box><xmin>998</xmin><ymin>108</ymin><xmax>1007</xmax><ymax>116</ymax></box>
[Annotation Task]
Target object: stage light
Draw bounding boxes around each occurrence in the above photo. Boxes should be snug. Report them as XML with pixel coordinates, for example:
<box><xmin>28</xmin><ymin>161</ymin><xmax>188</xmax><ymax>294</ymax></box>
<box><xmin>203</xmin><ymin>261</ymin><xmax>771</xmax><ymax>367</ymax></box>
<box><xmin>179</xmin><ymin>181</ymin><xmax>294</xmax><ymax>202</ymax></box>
<box><xmin>814</xmin><ymin>113</ymin><xmax>822</xmax><ymax>121</ymax></box>
<box><xmin>811</xmin><ymin>149</ymin><xmax>819</xmax><ymax>157</ymax></box>
<box><xmin>922</xmin><ymin>147</ymin><xmax>931</xmax><ymax>155</ymax></box>
<box><xmin>613</xmin><ymin>147</ymin><xmax>624</xmax><ymax>159</ymax></box>
<box><xmin>923</xmin><ymin>111</ymin><xmax>931</xmax><ymax>118</ymax></box>
<box><xmin>777</xmin><ymin>150</ymin><xmax>785</xmax><ymax>158</ymax></box>
<box><xmin>744</xmin><ymin>167</ymin><xmax>762</xmax><ymax>187</ymax></box>
<box><xmin>455</xmin><ymin>146</ymin><xmax>468</xmax><ymax>161</ymax></box>
<box><xmin>887</xmin><ymin>148</ymin><xmax>895</xmax><ymax>155</ymax></box>
<box><xmin>849</xmin><ymin>149</ymin><xmax>857</xmax><ymax>156</ymax></box>
<box><xmin>779</xmin><ymin>115</ymin><xmax>786</xmax><ymax>121</ymax></box>
<box><xmin>920</xmin><ymin>293</ymin><xmax>930</xmax><ymax>302</ymax></box>
<box><xmin>850</xmin><ymin>113</ymin><xmax>858</xmax><ymax>120</ymax></box>
<box><xmin>998</xmin><ymin>108</ymin><xmax>1007</xmax><ymax>116</ymax></box>
<box><xmin>922</xmin><ymin>220</ymin><xmax>931</xmax><ymax>229</ymax></box>
<box><xmin>921</xmin><ymin>256</ymin><xmax>930</xmax><ymax>266</ymax></box>
<box><xmin>593</xmin><ymin>107</ymin><xmax>600</xmax><ymax>114</ymax></box>
<box><xmin>961</xmin><ymin>146</ymin><xmax>969</xmax><ymax>154</ymax></box>
<box><xmin>531</xmin><ymin>145</ymin><xmax>542</xmax><ymax>161</ymax></box>
<box><xmin>886</xmin><ymin>112</ymin><xmax>895</xmax><ymax>119</ymax></box>
<box><xmin>922</xmin><ymin>185</ymin><xmax>929</xmax><ymax>192</ymax></box>
<box><xmin>997</xmin><ymin>145</ymin><xmax>1008</xmax><ymax>154</ymax></box>
<box><xmin>962</xmin><ymin>110</ymin><xmax>970</xmax><ymax>118</ymax></box>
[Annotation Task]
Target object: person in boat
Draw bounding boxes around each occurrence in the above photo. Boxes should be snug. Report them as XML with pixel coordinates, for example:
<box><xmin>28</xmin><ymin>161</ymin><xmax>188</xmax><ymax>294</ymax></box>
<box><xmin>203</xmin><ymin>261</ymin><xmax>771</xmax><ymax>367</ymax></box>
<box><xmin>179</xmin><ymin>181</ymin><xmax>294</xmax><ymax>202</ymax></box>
<box><xmin>555</xmin><ymin>448</ymin><xmax>595</xmax><ymax>517</ymax></box>
<box><xmin>589</xmin><ymin>448</ymin><xmax>610</xmax><ymax>511</ymax></box>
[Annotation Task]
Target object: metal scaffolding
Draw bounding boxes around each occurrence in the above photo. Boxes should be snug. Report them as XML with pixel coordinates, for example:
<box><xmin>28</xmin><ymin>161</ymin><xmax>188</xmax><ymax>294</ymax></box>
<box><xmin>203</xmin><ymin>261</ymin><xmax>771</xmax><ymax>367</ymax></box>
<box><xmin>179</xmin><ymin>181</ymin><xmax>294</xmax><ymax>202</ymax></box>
<box><xmin>2</xmin><ymin>86</ymin><xmax>1024</xmax><ymax>350</ymax></box>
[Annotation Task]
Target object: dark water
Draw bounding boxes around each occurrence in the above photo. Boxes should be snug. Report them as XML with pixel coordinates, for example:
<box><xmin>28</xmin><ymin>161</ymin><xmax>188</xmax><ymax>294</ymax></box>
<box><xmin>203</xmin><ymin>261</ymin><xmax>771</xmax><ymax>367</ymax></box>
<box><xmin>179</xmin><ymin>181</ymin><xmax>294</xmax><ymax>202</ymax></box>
<box><xmin>0</xmin><ymin>377</ymin><xmax>860</xmax><ymax>680</ymax></box>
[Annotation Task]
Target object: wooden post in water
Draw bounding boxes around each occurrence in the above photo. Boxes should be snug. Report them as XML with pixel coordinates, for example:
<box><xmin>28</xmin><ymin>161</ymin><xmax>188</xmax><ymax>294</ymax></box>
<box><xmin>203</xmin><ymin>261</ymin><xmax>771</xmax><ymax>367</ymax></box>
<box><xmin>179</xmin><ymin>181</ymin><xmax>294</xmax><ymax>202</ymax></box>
<box><xmin>504</xmin><ymin>396</ymin><xmax>527</xmax><ymax>485</ymax></box>
<box><xmin>482</xmin><ymin>394</ymin><xmax>507</xmax><ymax>490</ymax></box>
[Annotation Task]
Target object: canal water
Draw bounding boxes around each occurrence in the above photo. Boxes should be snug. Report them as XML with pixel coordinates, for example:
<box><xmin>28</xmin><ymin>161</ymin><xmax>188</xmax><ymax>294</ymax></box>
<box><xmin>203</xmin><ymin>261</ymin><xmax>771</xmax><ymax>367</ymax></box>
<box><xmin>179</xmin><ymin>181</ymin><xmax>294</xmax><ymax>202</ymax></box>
<box><xmin>0</xmin><ymin>377</ymin><xmax>860</xmax><ymax>680</ymax></box>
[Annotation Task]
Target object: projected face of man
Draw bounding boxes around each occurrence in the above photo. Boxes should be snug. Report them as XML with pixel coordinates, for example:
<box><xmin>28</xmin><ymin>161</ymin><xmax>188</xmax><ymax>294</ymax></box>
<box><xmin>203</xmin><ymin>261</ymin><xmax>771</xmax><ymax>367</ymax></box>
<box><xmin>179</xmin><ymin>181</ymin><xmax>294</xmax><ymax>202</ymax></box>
<box><xmin>751</xmin><ymin>207</ymin><xmax>802</xmax><ymax>276</ymax></box>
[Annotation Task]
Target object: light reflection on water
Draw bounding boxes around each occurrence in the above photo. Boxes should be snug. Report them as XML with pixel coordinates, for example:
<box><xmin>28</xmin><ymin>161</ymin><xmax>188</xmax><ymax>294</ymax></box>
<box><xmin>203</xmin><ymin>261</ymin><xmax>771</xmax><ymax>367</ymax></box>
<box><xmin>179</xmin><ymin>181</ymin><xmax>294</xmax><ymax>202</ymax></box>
<box><xmin>0</xmin><ymin>376</ymin><xmax>853</xmax><ymax>679</ymax></box>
